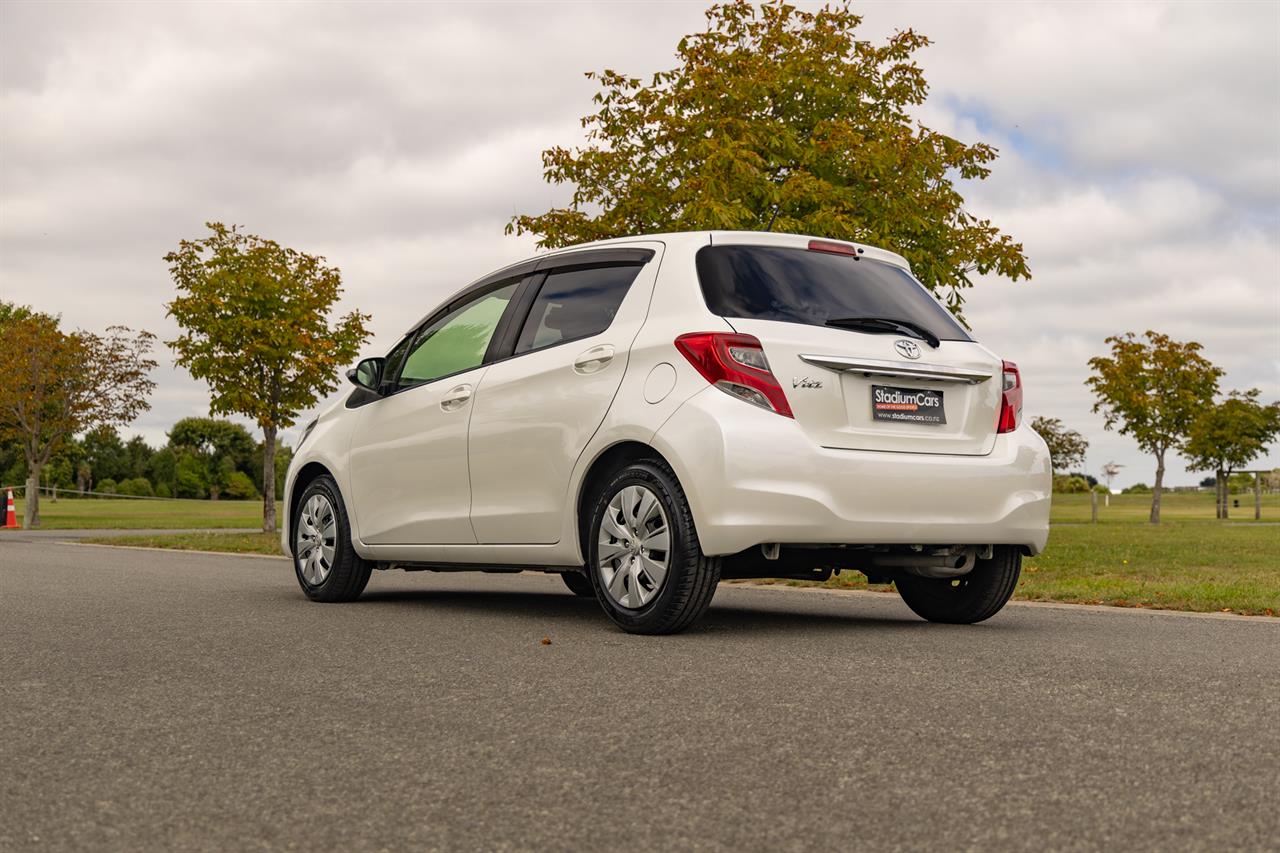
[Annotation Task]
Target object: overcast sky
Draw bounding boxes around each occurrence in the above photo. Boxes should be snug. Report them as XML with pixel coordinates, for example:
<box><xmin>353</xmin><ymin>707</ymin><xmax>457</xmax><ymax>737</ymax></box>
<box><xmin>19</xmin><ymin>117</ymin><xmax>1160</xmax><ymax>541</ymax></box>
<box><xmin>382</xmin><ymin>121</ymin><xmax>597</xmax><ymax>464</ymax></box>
<box><xmin>2</xmin><ymin>1</ymin><xmax>1277</xmax><ymax>487</ymax></box>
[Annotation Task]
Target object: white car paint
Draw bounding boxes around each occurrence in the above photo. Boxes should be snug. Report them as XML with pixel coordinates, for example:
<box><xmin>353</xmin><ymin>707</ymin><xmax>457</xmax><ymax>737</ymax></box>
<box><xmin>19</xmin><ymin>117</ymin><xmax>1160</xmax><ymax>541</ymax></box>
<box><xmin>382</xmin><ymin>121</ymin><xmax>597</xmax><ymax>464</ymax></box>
<box><xmin>282</xmin><ymin>231</ymin><xmax>1051</xmax><ymax>573</ymax></box>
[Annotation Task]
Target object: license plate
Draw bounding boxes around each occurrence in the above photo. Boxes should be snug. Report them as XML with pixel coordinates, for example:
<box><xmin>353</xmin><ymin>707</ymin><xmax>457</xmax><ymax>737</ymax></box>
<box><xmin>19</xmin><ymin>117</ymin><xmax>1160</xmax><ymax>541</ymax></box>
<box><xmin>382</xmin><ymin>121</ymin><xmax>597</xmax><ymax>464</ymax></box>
<box><xmin>871</xmin><ymin>385</ymin><xmax>946</xmax><ymax>425</ymax></box>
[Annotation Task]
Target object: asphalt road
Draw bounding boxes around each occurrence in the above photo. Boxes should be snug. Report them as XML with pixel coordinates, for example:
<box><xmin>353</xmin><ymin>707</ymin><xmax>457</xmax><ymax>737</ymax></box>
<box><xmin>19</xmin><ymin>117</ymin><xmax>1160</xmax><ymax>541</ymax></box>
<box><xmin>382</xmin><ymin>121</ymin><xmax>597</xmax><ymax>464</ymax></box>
<box><xmin>2</xmin><ymin>540</ymin><xmax>1278</xmax><ymax>852</ymax></box>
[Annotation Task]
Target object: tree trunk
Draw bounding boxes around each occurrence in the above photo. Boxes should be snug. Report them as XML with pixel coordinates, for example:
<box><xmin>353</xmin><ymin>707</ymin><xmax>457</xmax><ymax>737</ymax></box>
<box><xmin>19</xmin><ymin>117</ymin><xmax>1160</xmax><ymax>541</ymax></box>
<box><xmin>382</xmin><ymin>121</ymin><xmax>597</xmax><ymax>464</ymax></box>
<box><xmin>262</xmin><ymin>425</ymin><xmax>277</xmax><ymax>534</ymax></box>
<box><xmin>1255</xmin><ymin>473</ymin><xmax>1262</xmax><ymax>521</ymax></box>
<box><xmin>1217</xmin><ymin>468</ymin><xmax>1226</xmax><ymax>519</ymax></box>
<box><xmin>1149</xmin><ymin>452</ymin><xmax>1165</xmax><ymax>524</ymax></box>
<box><xmin>24</xmin><ymin>469</ymin><xmax>41</xmax><ymax>528</ymax></box>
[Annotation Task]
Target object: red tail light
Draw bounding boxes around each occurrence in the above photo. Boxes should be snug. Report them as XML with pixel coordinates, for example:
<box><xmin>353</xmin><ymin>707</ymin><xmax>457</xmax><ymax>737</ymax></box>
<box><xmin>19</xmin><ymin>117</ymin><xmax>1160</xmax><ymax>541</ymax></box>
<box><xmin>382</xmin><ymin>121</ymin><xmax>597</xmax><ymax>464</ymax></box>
<box><xmin>996</xmin><ymin>360</ymin><xmax>1022</xmax><ymax>434</ymax></box>
<box><xmin>674</xmin><ymin>332</ymin><xmax>793</xmax><ymax>418</ymax></box>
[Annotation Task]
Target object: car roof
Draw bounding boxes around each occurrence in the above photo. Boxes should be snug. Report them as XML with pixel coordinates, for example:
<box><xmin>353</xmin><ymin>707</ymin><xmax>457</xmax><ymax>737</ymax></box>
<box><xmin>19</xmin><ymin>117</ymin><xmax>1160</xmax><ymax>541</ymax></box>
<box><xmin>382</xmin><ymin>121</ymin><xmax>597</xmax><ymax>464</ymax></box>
<box><xmin>401</xmin><ymin>230</ymin><xmax>914</xmax><ymax>337</ymax></box>
<box><xmin>546</xmin><ymin>230</ymin><xmax>913</xmax><ymax>271</ymax></box>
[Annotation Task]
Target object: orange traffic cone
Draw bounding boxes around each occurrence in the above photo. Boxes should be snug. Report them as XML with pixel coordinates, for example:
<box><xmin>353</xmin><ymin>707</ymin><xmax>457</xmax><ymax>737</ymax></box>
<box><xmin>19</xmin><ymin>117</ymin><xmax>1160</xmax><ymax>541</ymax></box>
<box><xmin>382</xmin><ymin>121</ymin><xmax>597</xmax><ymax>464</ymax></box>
<box><xmin>3</xmin><ymin>488</ymin><xmax>18</xmax><ymax>529</ymax></box>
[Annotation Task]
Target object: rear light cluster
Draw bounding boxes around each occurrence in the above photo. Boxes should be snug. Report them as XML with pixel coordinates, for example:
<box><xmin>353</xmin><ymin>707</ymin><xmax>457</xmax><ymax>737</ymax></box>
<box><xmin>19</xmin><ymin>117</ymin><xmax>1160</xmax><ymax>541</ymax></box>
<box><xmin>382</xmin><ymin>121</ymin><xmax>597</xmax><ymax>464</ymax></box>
<box><xmin>997</xmin><ymin>360</ymin><xmax>1022</xmax><ymax>434</ymax></box>
<box><xmin>674</xmin><ymin>333</ymin><xmax>793</xmax><ymax>418</ymax></box>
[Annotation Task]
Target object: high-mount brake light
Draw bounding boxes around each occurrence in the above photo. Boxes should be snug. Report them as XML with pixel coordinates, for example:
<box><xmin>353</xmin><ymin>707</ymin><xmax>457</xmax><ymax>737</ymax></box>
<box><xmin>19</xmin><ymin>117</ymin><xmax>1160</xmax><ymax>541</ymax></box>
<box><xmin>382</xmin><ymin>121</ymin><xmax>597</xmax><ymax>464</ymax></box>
<box><xmin>674</xmin><ymin>332</ymin><xmax>794</xmax><ymax>418</ymax></box>
<box><xmin>807</xmin><ymin>239</ymin><xmax>862</xmax><ymax>257</ymax></box>
<box><xmin>996</xmin><ymin>360</ymin><xmax>1022</xmax><ymax>434</ymax></box>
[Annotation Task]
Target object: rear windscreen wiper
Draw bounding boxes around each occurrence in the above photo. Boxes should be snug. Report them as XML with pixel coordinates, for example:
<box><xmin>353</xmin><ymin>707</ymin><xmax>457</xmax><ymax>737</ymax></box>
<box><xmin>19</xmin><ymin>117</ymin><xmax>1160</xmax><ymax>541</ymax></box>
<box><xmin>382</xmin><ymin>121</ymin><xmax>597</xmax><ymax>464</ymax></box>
<box><xmin>824</xmin><ymin>316</ymin><xmax>941</xmax><ymax>348</ymax></box>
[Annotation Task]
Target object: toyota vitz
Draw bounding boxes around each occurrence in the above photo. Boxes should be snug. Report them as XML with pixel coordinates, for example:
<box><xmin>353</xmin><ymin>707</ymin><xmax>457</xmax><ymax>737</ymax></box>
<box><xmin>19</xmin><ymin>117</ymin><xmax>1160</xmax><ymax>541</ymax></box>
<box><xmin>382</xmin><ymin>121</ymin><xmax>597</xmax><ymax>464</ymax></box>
<box><xmin>283</xmin><ymin>231</ymin><xmax>1051</xmax><ymax>634</ymax></box>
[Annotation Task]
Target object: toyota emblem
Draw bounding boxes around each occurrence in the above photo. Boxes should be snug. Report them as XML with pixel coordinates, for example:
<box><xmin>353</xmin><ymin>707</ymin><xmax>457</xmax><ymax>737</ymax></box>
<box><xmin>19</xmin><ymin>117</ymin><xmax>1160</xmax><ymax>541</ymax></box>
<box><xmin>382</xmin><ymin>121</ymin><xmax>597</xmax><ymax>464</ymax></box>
<box><xmin>895</xmin><ymin>339</ymin><xmax>922</xmax><ymax>360</ymax></box>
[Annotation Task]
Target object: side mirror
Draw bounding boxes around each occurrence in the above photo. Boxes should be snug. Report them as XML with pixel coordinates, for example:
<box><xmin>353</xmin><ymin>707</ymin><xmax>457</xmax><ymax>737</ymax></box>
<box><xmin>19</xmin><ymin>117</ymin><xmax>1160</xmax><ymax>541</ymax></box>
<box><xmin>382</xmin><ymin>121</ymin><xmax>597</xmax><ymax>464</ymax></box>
<box><xmin>347</xmin><ymin>357</ymin><xmax>385</xmax><ymax>393</ymax></box>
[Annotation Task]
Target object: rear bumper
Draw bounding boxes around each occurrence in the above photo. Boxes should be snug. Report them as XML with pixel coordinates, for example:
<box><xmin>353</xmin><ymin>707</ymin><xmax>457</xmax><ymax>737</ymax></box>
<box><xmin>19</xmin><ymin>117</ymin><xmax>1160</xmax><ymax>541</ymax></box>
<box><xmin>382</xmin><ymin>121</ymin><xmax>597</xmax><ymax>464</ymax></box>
<box><xmin>651</xmin><ymin>388</ymin><xmax>1052</xmax><ymax>556</ymax></box>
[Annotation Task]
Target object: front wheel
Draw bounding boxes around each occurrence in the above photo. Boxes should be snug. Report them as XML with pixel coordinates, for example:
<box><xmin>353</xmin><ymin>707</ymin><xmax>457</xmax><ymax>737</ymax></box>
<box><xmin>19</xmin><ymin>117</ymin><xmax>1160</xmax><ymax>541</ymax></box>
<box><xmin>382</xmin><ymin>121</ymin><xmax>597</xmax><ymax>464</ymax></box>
<box><xmin>894</xmin><ymin>546</ymin><xmax>1021</xmax><ymax>624</ymax></box>
<box><xmin>292</xmin><ymin>475</ymin><xmax>373</xmax><ymax>603</ymax></box>
<box><xmin>586</xmin><ymin>460</ymin><xmax>719</xmax><ymax>635</ymax></box>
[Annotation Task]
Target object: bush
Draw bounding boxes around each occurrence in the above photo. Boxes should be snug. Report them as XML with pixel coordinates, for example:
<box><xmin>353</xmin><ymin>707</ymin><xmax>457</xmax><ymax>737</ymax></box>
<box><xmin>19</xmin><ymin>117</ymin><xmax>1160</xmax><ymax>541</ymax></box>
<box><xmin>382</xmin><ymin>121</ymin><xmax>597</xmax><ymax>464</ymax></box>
<box><xmin>97</xmin><ymin>478</ymin><xmax>118</xmax><ymax>495</ymax></box>
<box><xmin>117</xmin><ymin>477</ymin><xmax>154</xmax><ymax>497</ymax></box>
<box><xmin>1123</xmin><ymin>483</ymin><xmax>1152</xmax><ymax>494</ymax></box>
<box><xmin>1053</xmin><ymin>474</ymin><xmax>1091</xmax><ymax>494</ymax></box>
<box><xmin>223</xmin><ymin>470</ymin><xmax>258</xmax><ymax>500</ymax></box>
<box><xmin>154</xmin><ymin>482</ymin><xmax>171</xmax><ymax>499</ymax></box>
<box><xmin>1093</xmin><ymin>483</ymin><xmax>1111</xmax><ymax>495</ymax></box>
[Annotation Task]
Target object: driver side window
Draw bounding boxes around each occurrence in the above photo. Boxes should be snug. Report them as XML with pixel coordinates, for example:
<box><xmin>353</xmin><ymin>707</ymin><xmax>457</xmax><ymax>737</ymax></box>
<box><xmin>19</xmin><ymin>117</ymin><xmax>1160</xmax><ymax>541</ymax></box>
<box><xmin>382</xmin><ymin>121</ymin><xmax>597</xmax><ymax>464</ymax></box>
<box><xmin>394</xmin><ymin>282</ymin><xmax>519</xmax><ymax>391</ymax></box>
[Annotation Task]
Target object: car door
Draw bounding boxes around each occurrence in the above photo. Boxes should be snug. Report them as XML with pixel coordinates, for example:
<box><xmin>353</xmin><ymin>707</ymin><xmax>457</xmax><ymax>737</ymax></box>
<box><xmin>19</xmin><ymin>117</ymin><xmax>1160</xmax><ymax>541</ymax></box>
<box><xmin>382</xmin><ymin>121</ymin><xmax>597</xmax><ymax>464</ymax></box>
<box><xmin>467</xmin><ymin>246</ymin><xmax>662</xmax><ymax>544</ymax></box>
<box><xmin>347</xmin><ymin>279</ymin><xmax>522</xmax><ymax>545</ymax></box>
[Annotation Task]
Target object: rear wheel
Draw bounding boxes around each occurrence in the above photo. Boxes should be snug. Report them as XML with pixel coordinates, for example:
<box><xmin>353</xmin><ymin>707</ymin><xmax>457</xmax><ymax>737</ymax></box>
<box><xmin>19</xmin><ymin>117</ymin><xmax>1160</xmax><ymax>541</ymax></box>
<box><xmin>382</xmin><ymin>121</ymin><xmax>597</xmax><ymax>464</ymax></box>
<box><xmin>292</xmin><ymin>475</ymin><xmax>372</xmax><ymax>603</ymax></box>
<box><xmin>586</xmin><ymin>460</ymin><xmax>719</xmax><ymax>635</ymax></box>
<box><xmin>894</xmin><ymin>546</ymin><xmax>1021</xmax><ymax>624</ymax></box>
<box><xmin>560</xmin><ymin>570</ymin><xmax>594</xmax><ymax>597</ymax></box>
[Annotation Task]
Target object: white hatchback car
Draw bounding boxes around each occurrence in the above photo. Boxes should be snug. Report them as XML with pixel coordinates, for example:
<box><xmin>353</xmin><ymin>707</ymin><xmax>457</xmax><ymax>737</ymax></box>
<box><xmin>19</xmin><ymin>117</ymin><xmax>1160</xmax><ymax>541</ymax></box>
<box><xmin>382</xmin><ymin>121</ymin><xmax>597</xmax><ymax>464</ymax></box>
<box><xmin>283</xmin><ymin>231</ymin><xmax>1051</xmax><ymax>634</ymax></box>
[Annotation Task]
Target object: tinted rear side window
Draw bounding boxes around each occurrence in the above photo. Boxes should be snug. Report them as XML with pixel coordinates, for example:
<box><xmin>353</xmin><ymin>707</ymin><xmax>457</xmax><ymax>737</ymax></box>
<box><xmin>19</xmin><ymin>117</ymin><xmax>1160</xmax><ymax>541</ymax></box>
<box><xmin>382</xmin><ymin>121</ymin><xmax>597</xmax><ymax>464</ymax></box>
<box><xmin>695</xmin><ymin>246</ymin><xmax>970</xmax><ymax>342</ymax></box>
<box><xmin>514</xmin><ymin>264</ymin><xmax>643</xmax><ymax>355</ymax></box>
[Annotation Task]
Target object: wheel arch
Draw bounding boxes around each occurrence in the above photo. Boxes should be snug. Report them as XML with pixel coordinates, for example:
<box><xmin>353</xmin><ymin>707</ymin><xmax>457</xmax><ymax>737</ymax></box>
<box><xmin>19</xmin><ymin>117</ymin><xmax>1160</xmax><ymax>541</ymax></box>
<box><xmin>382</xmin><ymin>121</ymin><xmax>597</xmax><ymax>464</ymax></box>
<box><xmin>288</xmin><ymin>461</ymin><xmax>336</xmax><ymax>556</ymax></box>
<box><xmin>574</xmin><ymin>440</ymin><xmax>681</xmax><ymax>564</ymax></box>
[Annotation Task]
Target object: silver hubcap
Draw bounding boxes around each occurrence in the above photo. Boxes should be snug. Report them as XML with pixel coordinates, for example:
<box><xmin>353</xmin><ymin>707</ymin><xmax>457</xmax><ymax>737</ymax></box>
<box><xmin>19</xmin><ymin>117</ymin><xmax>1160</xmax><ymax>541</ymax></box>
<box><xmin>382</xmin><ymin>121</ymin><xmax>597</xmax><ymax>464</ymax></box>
<box><xmin>597</xmin><ymin>485</ymin><xmax>670</xmax><ymax>610</ymax></box>
<box><xmin>296</xmin><ymin>494</ymin><xmax>337</xmax><ymax>585</ymax></box>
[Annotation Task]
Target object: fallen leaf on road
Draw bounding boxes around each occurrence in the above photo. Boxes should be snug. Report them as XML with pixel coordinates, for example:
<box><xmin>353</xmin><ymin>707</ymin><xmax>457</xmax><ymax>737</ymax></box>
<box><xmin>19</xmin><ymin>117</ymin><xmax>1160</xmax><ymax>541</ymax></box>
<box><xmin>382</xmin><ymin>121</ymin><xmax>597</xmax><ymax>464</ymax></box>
<box><xmin>541</xmin><ymin>637</ymin><xmax>552</xmax><ymax>645</ymax></box>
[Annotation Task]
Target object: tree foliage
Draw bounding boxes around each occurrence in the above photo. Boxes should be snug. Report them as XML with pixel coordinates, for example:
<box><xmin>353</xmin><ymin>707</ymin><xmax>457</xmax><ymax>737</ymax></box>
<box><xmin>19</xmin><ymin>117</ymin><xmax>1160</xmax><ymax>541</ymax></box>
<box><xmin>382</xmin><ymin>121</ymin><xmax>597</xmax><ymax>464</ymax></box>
<box><xmin>165</xmin><ymin>223</ymin><xmax>370</xmax><ymax>530</ymax></box>
<box><xmin>508</xmin><ymin>0</ymin><xmax>1029</xmax><ymax>317</ymax></box>
<box><xmin>1085</xmin><ymin>331</ymin><xmax>1223</xmax><ymax>523</ymax></box>
<box><xmin>168</xmin><ymin>417</ymin><xmax>256</xmax><ymax>500</ymax></box>
<box><xmin>0</xmin><ymin>304</ymin><xmax>156</xmax><ymax>527</ymax></box>
<box><xmin>1183</xmin><ymin>389</ymin><xmax>1280</xmax><ymax>518</ymax></box>
<box><xmin>1030</xmin><ymin>416</ymin><xmax>1089</xmax><ymax>472</ymax></box>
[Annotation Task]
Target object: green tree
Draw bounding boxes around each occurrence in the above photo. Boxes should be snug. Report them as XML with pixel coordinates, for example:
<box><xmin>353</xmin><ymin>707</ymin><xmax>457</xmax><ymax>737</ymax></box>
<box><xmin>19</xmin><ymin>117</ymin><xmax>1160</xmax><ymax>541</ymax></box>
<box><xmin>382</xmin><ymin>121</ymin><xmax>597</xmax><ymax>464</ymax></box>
<box><xmin>172</xmin><ymin>452</ymin><xmax>208</xmax><ymax>499</ymax></box>
<box><xmin>123</xmin><ymin>435</ymin><xmax>156</xmax><ymax>481</ymax></box>
<box><xmin>168</xmin><ymin>417</ymin><xmax>255</xmax><ymax>501</ymax></box>
<box><xmin>1030</xmin><ymin>416</ymin><xmax>1089</xmax><ymax>472</ymax></box>
<box><xmin>147</xmin><ymin>446</ymin><xmax>178</xmax><ymax>497</ymax></box>
<box><xmin>0</xmin><ymin>306</ymin><xmax>156</xmax><ymax>527</ymax></box>
<box><xmin>508</xmin><ymin>0</ymin><xmax>1029</xmax><ymax>317</ymax></box>
<box><xmin>1086</xmin><ymin>331</ymin><xmax>1223</xmax><ymax>523</ymax></box>
<box><xmin>82</xmin><ymin>426</ymin><xmax>131</xmax><ymax>484</ymax></box>
<box><xmin>1183</xmin><ymin>390</ymin><xmax>1280</xmax><ymax>519</ymax></box>
<box><xmin>165</xmin><ymin>224</ymin><xmax>370</xmax><ymax>531</ymax></box>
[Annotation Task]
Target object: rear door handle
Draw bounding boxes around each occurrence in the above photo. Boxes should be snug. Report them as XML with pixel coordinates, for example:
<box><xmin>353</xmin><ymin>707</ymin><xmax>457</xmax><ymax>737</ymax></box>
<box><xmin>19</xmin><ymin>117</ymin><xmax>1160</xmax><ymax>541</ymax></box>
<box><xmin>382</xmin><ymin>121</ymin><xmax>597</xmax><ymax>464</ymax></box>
<box><xmin>440</xmin><ymin>383</ymin><xmax>474</xmax><ymax>412</ymax></box>
<box><xmin>573</xmin><ymin>344</ymin><xmax>615</xmax><ymax>375</ymax></box>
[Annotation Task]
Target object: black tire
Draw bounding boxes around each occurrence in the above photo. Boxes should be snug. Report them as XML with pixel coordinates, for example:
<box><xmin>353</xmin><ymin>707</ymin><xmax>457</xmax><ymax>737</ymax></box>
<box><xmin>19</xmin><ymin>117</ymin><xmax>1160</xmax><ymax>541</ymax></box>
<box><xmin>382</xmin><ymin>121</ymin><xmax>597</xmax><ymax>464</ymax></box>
<box><xmin>586</xmin><ymin>459</ymin><xmax>719</xmax><ymax>635</ymax></box>
<box><xmin>894</xmin><ymin>546</ymin><xmax>1021</xmax><ymax>624</ymax></box>
<box><xmin>291</xmin><ymin>474</ymin><xmax>373</xmax><ymax>603</ymax></box>
<box><xmin>560</xmin><ymin>570</ymin><xmax>595</xmax><ymax>597</ymax></box>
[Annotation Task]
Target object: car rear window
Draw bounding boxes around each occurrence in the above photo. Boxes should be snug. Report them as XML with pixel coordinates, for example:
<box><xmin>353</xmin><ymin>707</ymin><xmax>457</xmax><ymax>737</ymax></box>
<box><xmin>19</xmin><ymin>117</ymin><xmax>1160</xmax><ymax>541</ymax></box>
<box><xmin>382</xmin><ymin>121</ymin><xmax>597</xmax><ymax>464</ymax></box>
<box><xmin>695</xmin><ymin>245</ymin><xmax>971</xmax><ymax>342</ymax></box>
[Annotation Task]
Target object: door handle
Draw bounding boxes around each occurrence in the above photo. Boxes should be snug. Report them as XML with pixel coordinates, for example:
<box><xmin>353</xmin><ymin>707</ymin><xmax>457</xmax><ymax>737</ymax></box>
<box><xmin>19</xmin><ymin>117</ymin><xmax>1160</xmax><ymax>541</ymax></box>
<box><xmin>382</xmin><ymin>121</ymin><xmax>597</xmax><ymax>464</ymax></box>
<box><xmin>573</xmin><ymin>344</ymin><xmax>615</xmax><ymax>375</ymax></box>
<box><xmin>440</xmin><ymin>383</ymin><xmax>473</xmax><ymax>412</ymax></box>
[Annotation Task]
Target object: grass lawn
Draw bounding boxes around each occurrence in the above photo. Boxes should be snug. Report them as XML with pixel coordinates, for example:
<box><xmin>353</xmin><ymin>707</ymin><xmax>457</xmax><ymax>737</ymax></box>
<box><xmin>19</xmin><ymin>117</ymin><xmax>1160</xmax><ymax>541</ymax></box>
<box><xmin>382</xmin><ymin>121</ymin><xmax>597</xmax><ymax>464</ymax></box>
<box><xmin>82</xmin><ymin>531</ymin><xmax>282</xmax><ymax>555</ymax></box>
<box><xmin>13</xmin><ymin>489</ymin><xmax>1279</xmax><ymax>617</ymax></box>
<box><xmin>6</xmin><ymin>497</ymin><xmax>263</xmax><ymax>530</ymax></box>
<box><xmin>1050</xmin><ymin>490</ymin><xmax>1278</xmax><ymax>523</ymax></box>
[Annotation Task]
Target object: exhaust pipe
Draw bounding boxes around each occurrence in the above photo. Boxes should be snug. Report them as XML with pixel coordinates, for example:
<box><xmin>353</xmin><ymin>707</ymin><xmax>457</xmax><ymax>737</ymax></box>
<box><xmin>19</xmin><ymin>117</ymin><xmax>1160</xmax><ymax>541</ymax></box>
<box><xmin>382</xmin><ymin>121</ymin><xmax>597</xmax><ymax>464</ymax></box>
<box><xmin>869</xmin><ymin>546</ymin><xmax>978</xmax><ymax>579</ymax></box>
